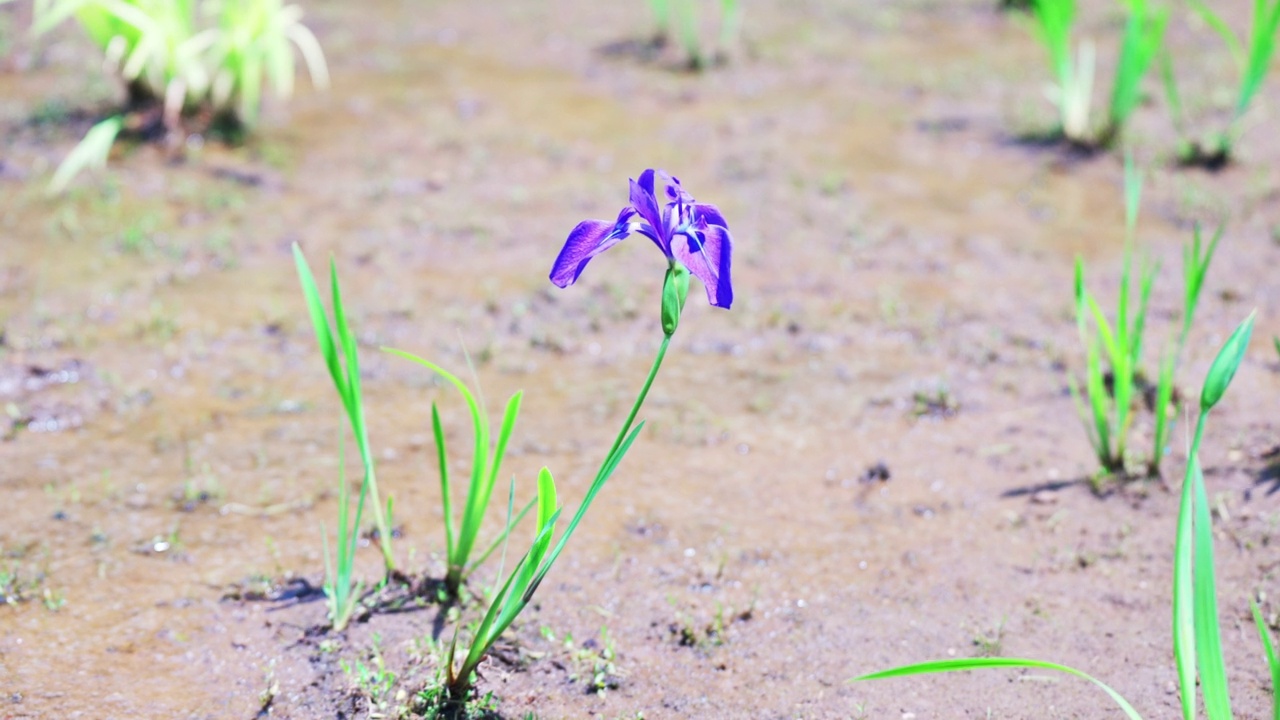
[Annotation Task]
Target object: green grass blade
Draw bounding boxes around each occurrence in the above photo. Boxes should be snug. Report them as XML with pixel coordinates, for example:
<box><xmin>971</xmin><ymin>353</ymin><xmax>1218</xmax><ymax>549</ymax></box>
<box><xmin>1130</xmin><ymin>258</ymin><xmax>1158</xmax><ymax>367</ymax></box>
<box><xmin>535</xmin><ymin>466</ymin><xmax>558</xmax><ymax>535</ymax></box>
<box><xmin>431</xmin><ymin>403</ymin><xmax>456</xmax><ymax>561</ymax></box>
<box><xmin>1181</xmin><ymin>223</ymin><xmax>1222</xmax><ymax>354</ymax></box>
<box><xmin>1150</xmin><ymin>351</ymin><xmax>1176</xmax><ymax>474</ymax></box>
<box><xmin>1110</xmin><ymin>0</ymin><xmax>1166</xmax><ymax>131</ymax></box>
<box><xmin>1237</xmin><ymin>0</ymin><xmax>1280</xmax><ymax>118</ymax></box>
<box><xmin>1067</xmin><ymin>373</ymin><xmax>1107</xmax><ymax>464</ymax></box>
<box><xmin>1192</xmin><ymin>460</ymin><xmax>1233</xmax><ymax>720</ymax></box>
<box><xmin>463</xmin><ymin>496</ymin><xmax>535</xmax><ymax>580</ymax></box>
<box><xmin>1188</xmin><ymin>0</ymin><xmax>1245</xmax><ymax>69</ymax></box>
<box><xmin>1174</xmin><ymin>429</ymin><xmax>1201</xmax><ymax>720</ymax></box>
<box><xmin>852</xmin><ymin>658</ymin><xmax>1144</xmax><ymax>719</ymax></box>
<box><xmin>1251</xmin><ymin>600</ymin><xmax>1280</xmax><ymax>720</ymax></box>
<box><xmin>718</xmin><ymin>0</ymin><xmax>741</xmax><ymax>53</ymax></box>
<box><xmin>483</xmin><ymin>392</ymin><xmax>524</xmax><ymax>517</ymax></box>
<box><xmin>1084</xmin><ymin>341</ymin><xmax>1114</xmax><ymax>465</ymax></box>
<box><xmin>1160</xmin><ymin>50</ymin><xmax>1186</xmax><ymax>133</ymax></box>
<box><xmin>293</xmin><ymin>246</ymin><xmax>344</xmax><ymax>408</ymax></box>
<box><xmin>1031</xmin><ymin>0</ymin><xmax>1077</xmax><ymax>95</ymax></box>
<box><xmin>381</xmin><ymin>348</ymin><xmax>491</xmax><ymax>570</ymax></box>
<box><xmin>47</xmin><ymin>115</ymin><xmax>123</xmax><ymax>195</ymax></box>
<box><xmin>676</xmin><ymin>0</ymin><xmax>702</xmax><ymax>67</ymax></box>
<box><xmin>458</xmin><ymin>550</ymin><xmax>531</xmax><ymax>675</ymax></box>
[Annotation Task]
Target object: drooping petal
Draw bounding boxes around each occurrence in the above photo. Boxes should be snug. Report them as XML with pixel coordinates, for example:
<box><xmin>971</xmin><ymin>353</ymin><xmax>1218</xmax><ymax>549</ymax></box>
<box><xmin>672</xmin><ymin>222</ymin><xmax>733</xmax><ymax>308</ymax></box>
<box><xmin>549</xmin><ymin>214</ymin><xmax>630</xmax><ymax>288</ymax></box>
<box><xmin>629</xmin><ymin>170</ymin><xmax>665</xmax><ymax>248</ymax></box>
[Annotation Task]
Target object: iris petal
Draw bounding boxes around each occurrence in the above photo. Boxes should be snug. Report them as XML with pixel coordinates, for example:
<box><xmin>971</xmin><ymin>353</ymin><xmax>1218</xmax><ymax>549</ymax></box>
<box><xmin>629</xmin><ymin>171</ymin><xmax>665</xmax><ymax>247</ymax></box>
<box><xmin>549</xmin><ymin>217</ymin><xmax>629</xmax><ymax>288</ymax></box>
<box><xmin>693</xmin><ymin>203</ymin><xmax>728</xmax><ymax>230</ymax></box>
<box><xmin>672</xmin><ymin>223</ymin><xmax>733</xmax><ymax>308</ymax></box>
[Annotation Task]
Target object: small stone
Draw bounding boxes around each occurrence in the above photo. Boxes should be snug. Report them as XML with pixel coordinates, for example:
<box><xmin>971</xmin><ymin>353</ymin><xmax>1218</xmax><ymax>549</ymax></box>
<box><xmin>1031</xmin><ymin>490</ymin><xmax>1058</xmax><ymax>505</ymax></box>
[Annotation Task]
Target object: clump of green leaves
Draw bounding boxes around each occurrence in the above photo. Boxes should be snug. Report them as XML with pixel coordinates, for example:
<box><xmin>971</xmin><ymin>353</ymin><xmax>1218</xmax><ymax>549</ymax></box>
<box><xmin>31</xmin><ymin>0</ymin><xmax>328</xmax><ymax>192</ymax></box>
<box><xmin>1069</xmin><ymin>156</ymin><xmax>1218</xmax><ymax>483</ymax></box>
<box><xmin>293</xmin><ymin>244</ymin><xmax>396</xmax><ymax>629</ymax></box>
<box><xmin>381</xmin><ymin>349</ymin><xmax>531</xmax><ymax>603</ymax></box>
<box><xmin>1163</xmin><ymin>0</ymin><xmax>1280</xmax><ymax>167</ymax></box>
<box><xmin>646</xmin><ymin>0</ymin><xmax>742</xmax><ymax>71</ymax></box>
<box><xmin>1022</xmin><ymin>0</ymin><xmax>1165</xmax><ymax>148</ymax></box>
<box><xmin>857</xmin><ymin>315</ymin><xmax>1279</xmax><ymax>720</ymax></box>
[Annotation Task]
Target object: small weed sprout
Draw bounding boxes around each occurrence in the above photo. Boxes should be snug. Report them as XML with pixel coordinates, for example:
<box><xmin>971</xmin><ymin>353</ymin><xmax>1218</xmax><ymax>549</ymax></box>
<box><xmin>856</xmin><ymin>315</ymin><xmax>1280</xmax><ymax>720</ymax></box>
<box><xmin>342</xmin><ymin>633</ymin><xmax>399</xmax><ymax>711</ymax></box>
<box><xmin>1068</xmin><ymin>156</ymin><xmax>1218</xmax><ymax>483</ymax></box>
<box><xmin>1163</xmin><ymin>0</ymin><xmax>1280</xmax><ymax>166</ymax></box>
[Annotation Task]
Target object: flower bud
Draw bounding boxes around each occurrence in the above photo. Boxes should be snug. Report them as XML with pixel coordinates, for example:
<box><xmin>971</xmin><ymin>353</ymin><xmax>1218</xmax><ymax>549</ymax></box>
<box><xmin>1200</xmin><ymin>313</ymin><xmax>1254</xmax><ymax>412</ymax></box>
<box><xmin>661</xmin><ymin>263</ymin><xmax>690</xmax><ymax>336</ymax></box>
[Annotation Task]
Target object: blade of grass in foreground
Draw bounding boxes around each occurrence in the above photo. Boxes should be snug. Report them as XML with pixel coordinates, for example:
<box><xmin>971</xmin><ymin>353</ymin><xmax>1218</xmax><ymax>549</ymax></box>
<box><xmin>1192</xmin><ymin>459</ymin><xmax>1233</xmax><ymax>720</ymax></box>
<box><xmin>854</xmin><ymin>658</ymin><xmax>1144</xmax><ymax>719</ymax></box>
<box><xmin>1251</xmin><ymin>600</ymin><xmax>1280</xmax><ymax>720</ymax></box>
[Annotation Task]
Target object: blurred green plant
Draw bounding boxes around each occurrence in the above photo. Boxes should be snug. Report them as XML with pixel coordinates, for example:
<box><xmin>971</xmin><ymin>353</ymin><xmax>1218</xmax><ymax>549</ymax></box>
<box><xmin>293</xmin><ymin>245</ymin><xmax>398</xmax><ymax>587</ymax></box>
<box><xmin>646</xmin><ymin>0</ymin><xmax>741</xmax><ymax>70</ymax></box>
<box><xmin>856</xmin><ymin>315</ymin><xmax>1279</xmax><ymax>720</ymax></box>
<box><xmin>1162</xmin><ymin>0</ymin><xmax>1280</xmax><ymax>167</ymax></box>
<box><xmin>1069</xmin><ymin>155</ymin><xmax>1217</xmax><ymax>483</ymax></box>
<box><xmin>1023</xmin><ymin>0</ymin><xmax>1165</xmax><ymax>148</ymax></box>
<box><xmin>381</xmin><ymin>349</ymin><xmax>534</xmax><ymax>603</ymax></box>
<box><xmin>29</xmin><ymin>0</ymin><xmax>327</xmax><ymax>192</ymax></box>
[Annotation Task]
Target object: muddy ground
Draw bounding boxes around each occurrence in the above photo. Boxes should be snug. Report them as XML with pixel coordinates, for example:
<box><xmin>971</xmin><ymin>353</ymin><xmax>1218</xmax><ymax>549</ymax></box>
<box><xmin>2</xmin><ymin>1</ymin><xmax>1280</xmax><ymax>718</ymax></box>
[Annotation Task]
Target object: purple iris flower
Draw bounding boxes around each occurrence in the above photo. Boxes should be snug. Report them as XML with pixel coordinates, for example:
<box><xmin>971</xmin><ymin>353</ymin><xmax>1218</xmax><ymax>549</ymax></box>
<box><xmin>549</xmin><ymin>169</ymin><xmax>734</xmax><ymax>309</ymax></box>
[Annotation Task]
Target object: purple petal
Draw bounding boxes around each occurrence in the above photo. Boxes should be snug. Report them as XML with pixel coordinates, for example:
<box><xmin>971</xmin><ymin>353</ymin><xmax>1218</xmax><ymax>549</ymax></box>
<box><xmin>672</xmin><ymin>223</ymin><xmax>733</xmax><ymax>308</ymax></box>
<box><xmin>693</xmin><ymin>203</ymin><xmax>728</xmax><ymax>230</ymax></box>
<box><xmin>629</xmin><ymin>171</ymin><xmax>664</xmax><ymax>239</ymax></box>
<box><xmin>549</xmin><ymin>217</ymin><xmax>629</xmax><ymax>288</ymax></box>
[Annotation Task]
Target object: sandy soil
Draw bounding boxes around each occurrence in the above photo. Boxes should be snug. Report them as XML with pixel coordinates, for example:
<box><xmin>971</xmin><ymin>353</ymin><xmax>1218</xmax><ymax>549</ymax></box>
<box><xmin>2</xmin><ymin>1</ymin><xmax>1280</xmax><ymax>718</ymax></box>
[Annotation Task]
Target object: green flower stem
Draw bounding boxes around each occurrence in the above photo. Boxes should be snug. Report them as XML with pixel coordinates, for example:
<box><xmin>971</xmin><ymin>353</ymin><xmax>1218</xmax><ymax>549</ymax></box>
<box><xmin>601</xmin><ymin>334</ymin><xmax>671</xmax><ymax>481</ymax></box>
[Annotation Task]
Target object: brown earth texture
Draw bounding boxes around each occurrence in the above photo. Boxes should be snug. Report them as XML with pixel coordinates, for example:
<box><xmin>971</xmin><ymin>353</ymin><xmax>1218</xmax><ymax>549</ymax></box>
<box><xmin>3</xmin><ymin>0</ymin><xmax>1280</xmax><ymax>718</ymax></box>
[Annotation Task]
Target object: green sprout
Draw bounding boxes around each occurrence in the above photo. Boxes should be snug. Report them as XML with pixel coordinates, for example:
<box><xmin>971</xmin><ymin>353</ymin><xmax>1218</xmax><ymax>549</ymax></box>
<box><xmin>1023</xmin><ymin>0</ymin><xmax>1165</xmax><ymax>148</ymax></box>
<box><xmin>1069</xmin><ymin>155</ymin><xmax>1218</xmax><ymax>483</ymax></box>
<box><xmin>380</xmin><ymin>349</ymin><xmax>533</xmax><ymax>603</ymax></box>
<box><xmin>1164</xmin><ymin>0</ymin><xmax>1280</xmax><ymax>167</ymax></box>
<box><xmin>321</xmin><ymin>437</ymin><xmax>368</xmax><ymax>631</ymax></box>
<box><xmin>645</xmin><ymin>0</ymin><xmax>742</xmax><ymax>70</ymax></box>
<box><xmin>856</xmin><ymin>314</ymin><xmax>1278</xmax><ymax>720</ymax></box>
<box><xmin>293</xmin><ymin>244</ymin><xmax>397</xmax><ymax>580</ymax></box>
<box><xmin>30</xmin><ymin>0</ymin><xmax>327</xmax><ymax>192</ymax></box>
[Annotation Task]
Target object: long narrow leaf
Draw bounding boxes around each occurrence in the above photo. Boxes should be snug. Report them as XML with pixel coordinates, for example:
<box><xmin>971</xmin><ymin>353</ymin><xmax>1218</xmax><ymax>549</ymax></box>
<box><xmin>1174</xmin><ymin>439</ymin><xmax>1201</xmax><ymax>720</ymax></box>
<box><xmin>1251</xmin><ymin>600</ymin><xmax>1280</xmax><ymax>720</ymax></box>
<box><xmin>47</xmin><ymin>116</ymin><xmax>123</xmax><ymax>194</ymax></box>
<box><xmin>431</xmin><ymin>403</ymin><xmax>456</xmax><ymax>560</ymax></box>
<box><xmin>463</xmin><ymin>497</ymin><xmax>536</xmax><ymax>580</ymax></box>
<box><xmin>853</xmin><ymin>657</ymin><xmax>1144</xmax><ymax>720</ymax></box>
<box><xmin>1192</xmin><ymin>460</ymin><xmax>1233</xmax><ymax>720</ymax></box>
